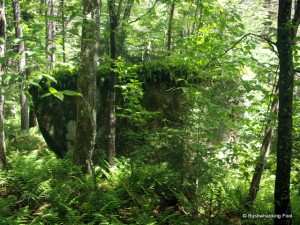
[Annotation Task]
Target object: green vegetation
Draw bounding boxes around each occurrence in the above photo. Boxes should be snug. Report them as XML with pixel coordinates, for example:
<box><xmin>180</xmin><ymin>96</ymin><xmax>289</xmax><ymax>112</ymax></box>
<box><xmin>1</xmin><ymin>125</ymin><xmax>299</xmax><ymax>224</ymax></box>
<box><xmin>0</xmin><ymin>123</ymin><xmax>300</xmax><ymax>224</ymax></box>
<box><xmin>0</xmin><ymin>0</ymin><xmax>300</xmax><ymax>224</ymax></box>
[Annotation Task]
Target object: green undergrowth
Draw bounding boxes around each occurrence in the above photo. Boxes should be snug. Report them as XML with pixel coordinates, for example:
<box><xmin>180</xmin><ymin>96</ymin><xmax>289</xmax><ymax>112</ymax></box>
<box><xmin>1</xmin><ymin>125</ymin><xmax>299</xmax><ymax>224</ymax></box>
<box><xmin>0</xmin><ymin>150</ymin><xmax>202</xmax><ymax>224</ymax></box>
<box><xmin>2</xmin><ymin>150</ymin><xmax>297</xmax><ymax>225</ymax></box>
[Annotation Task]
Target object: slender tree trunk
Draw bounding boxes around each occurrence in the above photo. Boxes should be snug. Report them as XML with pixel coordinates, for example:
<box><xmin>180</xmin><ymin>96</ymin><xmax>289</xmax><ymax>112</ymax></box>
<box><xmin>118</xmin><ymin>0</ymin><xmax>133</xmax><ymax>56</ymax></box>
<box><xmin>274</xmin><ymin>0</ymin><xmax>295</xmax><ymax>224</ymax></box>
<box><xmin>13</xmin><ymin>0</ymin><xmax>29</xmax><ymax>130</ymax></box>
<box><xmin>45</xmin><ymin>0</ymin><xmax>56</xmax><ymax>70</ymax></box>
<box><xmin>107</xmin><ymin>0</ymin><xmax>118</xmax><ymax>166</ymax></box>
<box><xmin>73</xmin><ymin>0</ymin><xmax>101</xmax><ymax>173</ymax></box>
<box><xmin>27</xmin><ymin>68</ymin><xmax>37</xmax><ymax>128</ymax></box>
<box><xmin>190</xmin><ymin>0</ymin><xmax>201</xmax><ymax>35</ymax></box>
<box><xmin>167</xmin><ymin>0</ymin><xmax>175</xmax><ymax>52</ymax></box>
<box><xmin>122</xmin><ymin>0</ymin><xmax>133</xmax><ymax>22</ymax></box>
<box><xmin>245</xmin><ymin>88</ymin><xmax>278</xmax><ymax>207</ymax></box>
<box><xmin>61</xmin><ymin>0</ymin><xmax>66</xmax><ymax>63</ymax></box>
<box><xmin>195</xmin><ymin>0</ymin><xmax>203</xmax><ymax>33</ymax></box>
<box><xmin>0</xmin><ymin>0</ymin><xmax>7</xmax><ymax>169</ymax></box>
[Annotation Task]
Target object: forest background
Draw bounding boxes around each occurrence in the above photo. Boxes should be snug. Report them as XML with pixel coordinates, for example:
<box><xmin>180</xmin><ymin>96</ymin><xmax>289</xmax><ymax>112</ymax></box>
<box><xmin>0</xmin><ymin>0</ymin><xmax>300</xmax><ymax>224</ymax></box>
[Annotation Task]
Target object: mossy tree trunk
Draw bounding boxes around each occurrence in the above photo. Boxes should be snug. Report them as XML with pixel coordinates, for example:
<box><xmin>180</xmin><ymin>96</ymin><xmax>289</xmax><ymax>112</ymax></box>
<box><xmin>73</xmin><ymin>0</ymin><xmax>101</xmax><ymax>173</ymax></box>
<box><xmin>0</xmin><ymin>0</ymin><xmax>7</xmax><ymax>169</ymax></box>
<box><xmin>274</xmin><ymin>0</ymin><xmax>299</xmax><ymax>224</ymax></box>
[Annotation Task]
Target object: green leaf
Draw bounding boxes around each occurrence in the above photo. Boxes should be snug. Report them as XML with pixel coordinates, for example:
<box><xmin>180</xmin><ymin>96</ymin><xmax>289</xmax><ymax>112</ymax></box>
<box><xmin>0</xmin><ymin>84</ymin><xmax>8</xmax><ymax>89</ymax></box>
<box><xmin>41</xmin><ymin>93</ymin><xmax>52</xmax><ymax>99</ymax></box>
<box><xmin>41</xmin><ymin>74</ymin><xmax>57</xmax><ymax>83</ymax></box>
<box><xmin>68</xmin><ymin>28</ymin><xmax>79</xmax><ymax>36</ymax></box>
<box><xmin>41</xmin><ymin>89</ymin><xmax>64</xmax><ymax>101</ymax></box>
<box><xmin>62</xmin><ymin>90</ymin><xmax>82</xmax><ymax>97</ymax></box>
<box><xmin>10</xmin><ymin>38</ymin><xmax>22</xmax><ymax>44</ymax></box>
<box><xmin>33</xmin><ymin>74</ymin><xmax>43</xmax><ymax>83</ymax></box>
<box><xmin>55</xmin><ymin>39</ymin><xmax>63</xmax><ymax>45</ymax></box>
<box><xmin>30</xmin><ymin>82</ymin><xmax>42</xmax><ymax>89</ymax></box>
<box><xmin>53</xmin><ymin>92</ymin><xmax>64</xmax><ymax>101</ymax></box>
<box><xmin>24</xmin><ymin>50</ymin><xmax>36</xmax><ymax>56</ymax></box>
<box><xmin>49</xmin><ymin>87</ymin><xmax>58</xmax><ymax>94</ymax></box>
<box><xmin>0</xmin><ymin>57</ymin><xmax>7</xmax><ymax>64</ymax></box>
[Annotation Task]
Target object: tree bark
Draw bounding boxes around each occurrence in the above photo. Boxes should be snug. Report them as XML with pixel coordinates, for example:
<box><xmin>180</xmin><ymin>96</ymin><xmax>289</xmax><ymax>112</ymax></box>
<box><xmin>13</xmin><ymin>0</ymin><xmax>29</xmax><ymax>130</ymax></box>
<box><xmin>274</xmin><ymin>0</ymin><xmax>296</xmax><ymax>224</ymax></box>
<box><xmin>45</xmin><ymin>0</ymin><xmax>56</xmax><ymax>70</ymax></box>
<box><xmin>0</xmin><ymin>0</ymin><xmax>7</xmax><ymax>169</ymax></box>
<box><xmin>118</xmin><ymin>0</ymin><xmax>133</xmax><ymax>56</ymax></box>
<box><xmin>107</xmin><ymin>0</ymin><xmax>118</xmax><ymax>166</ymax></box>
<box><xmin>167</xmin><ymin>0</ymin><xmax>175</xmax><ymax>52</ymax></box>
<box><xmin>73</xmin><ymin>0</ymin><xmax>101</xmax><ymax>173</ymax></box>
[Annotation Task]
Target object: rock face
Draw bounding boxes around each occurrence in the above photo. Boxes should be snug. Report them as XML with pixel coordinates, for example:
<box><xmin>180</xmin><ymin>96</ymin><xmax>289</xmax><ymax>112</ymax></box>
<box><xmin>30</xmin><ymin>69</ymin><xmax>78</xmax><ymax>158</ymax></box>
<box><xmin>30</xmin><ymin>62</ymin><xmax>187</xmax><ymax>159</ymax></box>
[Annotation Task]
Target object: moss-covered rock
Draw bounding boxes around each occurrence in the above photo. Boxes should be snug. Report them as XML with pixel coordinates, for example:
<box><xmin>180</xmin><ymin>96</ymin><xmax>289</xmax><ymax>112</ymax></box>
<box><xmin>30</xmin><ymin>61</ymin><xmax>189</xmax><ymax>159</ymax></box>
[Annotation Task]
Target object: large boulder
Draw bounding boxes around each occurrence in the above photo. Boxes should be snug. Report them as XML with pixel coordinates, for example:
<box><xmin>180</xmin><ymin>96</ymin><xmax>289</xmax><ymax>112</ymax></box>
<box><xmin>30</xmin><ymin>61</ymin><xmax>189</xmax><ymax>159</ymax></box>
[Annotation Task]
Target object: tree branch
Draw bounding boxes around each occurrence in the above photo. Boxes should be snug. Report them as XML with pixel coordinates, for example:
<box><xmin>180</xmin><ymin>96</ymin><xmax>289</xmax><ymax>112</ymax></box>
<box><xmin>202</xmin><ymin>33</ymin><xmax>277</xmax><ymax>70</ymax></box>
<box><xmin>291</xmin><ymin>0</ymin><xmax>300</xmax><ymax>40</ymax></box>
<box><xmin>294</xmin><ymin>68</ymin><xmax>300</xmax><ymax>73</ymax></box>
<box><xmin>129</xmin><ymin>0</ymin><xmax>158</xmax><ymax>24</ymax></box>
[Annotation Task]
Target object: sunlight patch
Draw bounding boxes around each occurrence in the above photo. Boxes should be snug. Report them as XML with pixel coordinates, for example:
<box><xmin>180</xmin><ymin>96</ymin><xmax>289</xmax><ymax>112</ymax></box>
<box><xmin>241</xmin><ymin>66</ymin><xmax>256</xmax><ymax>81</ymax></box>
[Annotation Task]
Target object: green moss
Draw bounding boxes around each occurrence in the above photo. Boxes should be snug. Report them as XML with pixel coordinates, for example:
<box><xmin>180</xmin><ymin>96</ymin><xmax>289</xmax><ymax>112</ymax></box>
<box><xmin>30</xmin><ymin>61</ymin><xmax>195</xmax><ymax>159</ymax></box>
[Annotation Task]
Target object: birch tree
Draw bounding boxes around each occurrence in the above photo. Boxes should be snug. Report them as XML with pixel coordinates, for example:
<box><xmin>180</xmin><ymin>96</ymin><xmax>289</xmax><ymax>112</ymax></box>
<box><xmin>0</xmin><ymin>0</ymin><xmax>7</xmax><ymax>169</ymax></box>
<box><xmin>13</xmin><ymin>0</ymin><xmax>29</xmax><ymax>130</ymax></box>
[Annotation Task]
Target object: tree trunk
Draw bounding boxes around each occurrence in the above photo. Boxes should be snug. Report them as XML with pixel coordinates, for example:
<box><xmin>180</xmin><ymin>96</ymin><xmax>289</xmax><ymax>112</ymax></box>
<box><xmin>167</xmin><ymin>0</ymin><xmax>175</xmax><ymax>52</ymax></box>
<box><xmin>246</xmin><ymin>0</ymin><xmax>300</xmax><ymax>208</ymax></box>
<box><xmin>274</xmin><ymin>0</ymin><xmax>295</xmax><ymax>224</ymax></box>
<box><xmin>190</xmin><ymin>0</ymin><xmax>201</xmax><ymax>35</ymax></box>
<box><xmin>118</xmin><ymin>0</ymin><xmax>134</xmax><ymax>56</ymax></box>
<box><xmin>107</xmin><ymin>0</ymin><xmax>118</xmax><ymax>167</ymax></box>
<box><xmin>0</xmin><ymin>0</ymin><xmax>7</xmax><ymax>170</ymax></box>
<box><xmin>13</xmin><ymin>0</ymin><xmax>29</xmax><ymax>130</ymax></box>
<box><xmin>45</xmin><ymin>0</ymin><xmax>56</xmax><ymax>70</ymax></box>
<box><xmin>73</xmin><ymin>0</ymin><xmax>101</xmax><ymax>173</ymax></box>
<box><xmin>60</xmin><ymin>0</ymin><xmax>66</xmax><ymax>63</ymax></box>
<box><xmin>245</xmin><ymin>88</ymin><xmax>278</xmax><ymax>207</ymax></box>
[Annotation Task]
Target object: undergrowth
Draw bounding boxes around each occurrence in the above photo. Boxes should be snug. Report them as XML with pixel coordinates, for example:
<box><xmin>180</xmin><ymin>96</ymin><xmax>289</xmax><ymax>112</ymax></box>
<box><xmin>1</xmin><ymin>126</ymin><xmax>299</xmax><ymax>224</ymax></box>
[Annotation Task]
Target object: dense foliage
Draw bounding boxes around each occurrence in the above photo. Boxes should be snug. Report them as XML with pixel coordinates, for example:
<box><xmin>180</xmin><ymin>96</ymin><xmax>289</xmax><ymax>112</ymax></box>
<box><xmin>1</xmin><ymin>124</ymin><xmax>300</xmax><ymax>224</ymax></box>
<box><xmin>0</xmin><ymin>0</ymin><xmax>300</xmax><ymax>224</ymax></box>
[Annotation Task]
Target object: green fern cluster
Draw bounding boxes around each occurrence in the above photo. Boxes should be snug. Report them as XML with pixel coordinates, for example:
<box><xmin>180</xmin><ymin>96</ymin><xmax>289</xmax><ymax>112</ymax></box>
<box><xmin>1</xmin><ymin>124</ymin><xmax>299</xmax><ymax>224</ymax></box>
